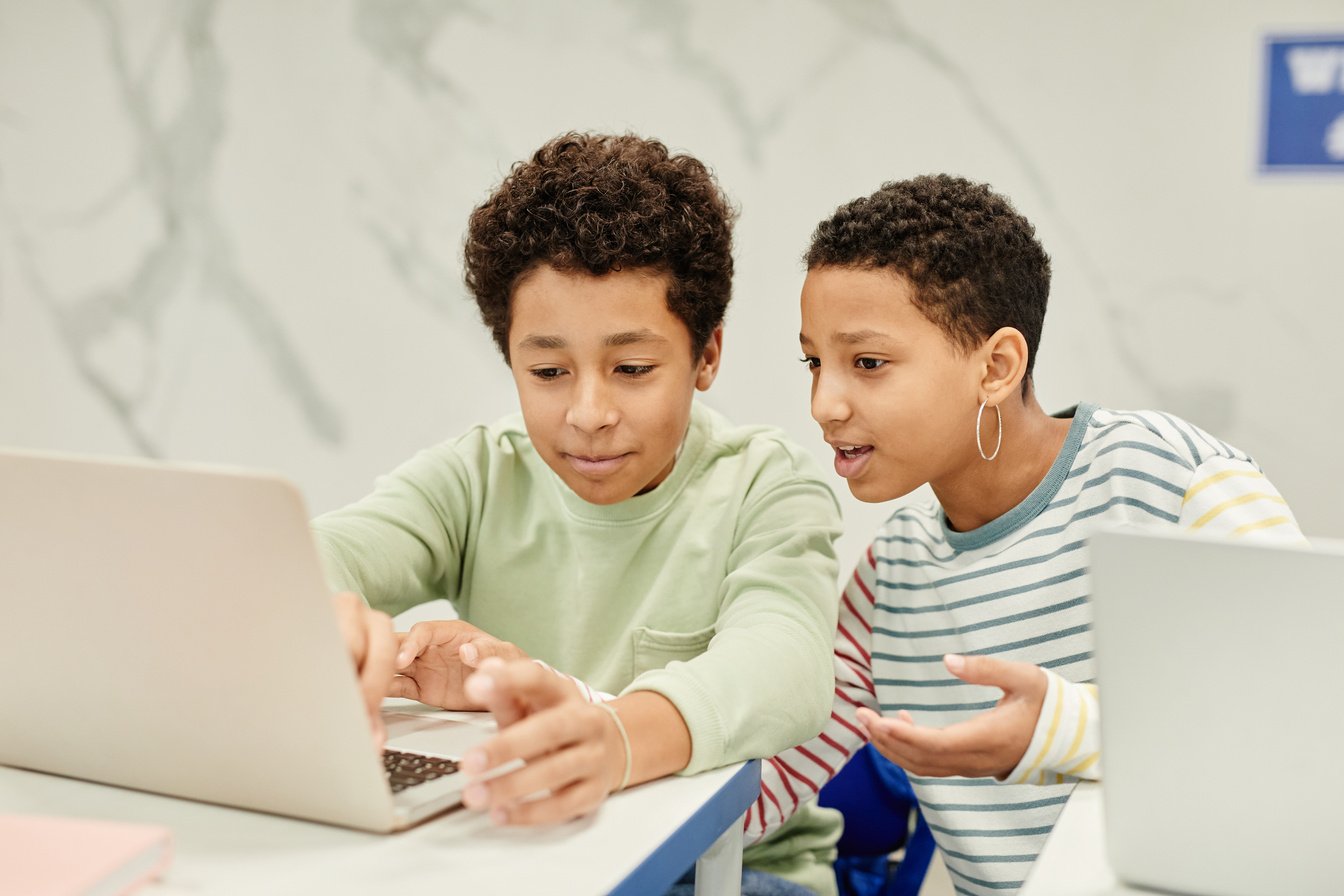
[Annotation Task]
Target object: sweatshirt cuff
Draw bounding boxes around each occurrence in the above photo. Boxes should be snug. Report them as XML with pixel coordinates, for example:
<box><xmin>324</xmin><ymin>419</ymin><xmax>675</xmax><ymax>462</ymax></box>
<box><xmin>622</xmin><ymin>668</ymin><xmax>727</xmax><ymax>776</ymax></box>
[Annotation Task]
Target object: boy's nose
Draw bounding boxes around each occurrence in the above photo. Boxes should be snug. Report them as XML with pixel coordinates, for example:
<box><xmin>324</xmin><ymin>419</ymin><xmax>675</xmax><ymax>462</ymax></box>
<box><xmin>566</xmin><ymin>380</ymin><xmax>619</xmax><ymax>433</ymax></box>
<box><xmin>810</xmin><ymin>373</ymin><xmax>852</xmax><ymax>425</ymax></box>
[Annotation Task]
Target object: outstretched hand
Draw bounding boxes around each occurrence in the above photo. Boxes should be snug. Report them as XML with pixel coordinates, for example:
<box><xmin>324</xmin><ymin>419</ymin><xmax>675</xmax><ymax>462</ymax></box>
<box><xmin>857</xmin><ymin>654</ymin><xmax>1048</xmax><ymax>779</ymax></box>
<box><xmin>388</xmin><ymin>619</ymin><xmax>527</xmax><ymax>710</ymax></box>
<box><xmin>457</xmin><ymin>658</ymin><xmax>627</xmax><ymax>826</ymax></box>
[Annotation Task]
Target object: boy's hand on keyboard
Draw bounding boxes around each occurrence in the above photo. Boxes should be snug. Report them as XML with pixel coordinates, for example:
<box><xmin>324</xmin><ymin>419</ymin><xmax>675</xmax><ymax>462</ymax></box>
<box><xmin>455</xmin><ymin>658</ymin><xmax>625</xmax><ymax>826</ymax></box>
<box><xmin>332</xmin><ymin>592</ymin><xmax>396</xmax><ymax>751</ymax></box>
<box><xmin>388</xmin><ymin>620</ymin><xmax>527</xmax><ymax>710</ymax></box>
<box><xmin>856</xmin><ymin>654</ymin><xmax>1047</xmax><ymax>780</ymax></box>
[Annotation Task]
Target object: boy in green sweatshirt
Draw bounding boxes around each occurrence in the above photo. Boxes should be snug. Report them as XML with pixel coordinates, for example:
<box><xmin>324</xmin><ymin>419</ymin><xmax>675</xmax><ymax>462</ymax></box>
<box><xmin>318</xmin><ymin>132</ymin><xmax>844</xmax><ymax>892</ymax></box>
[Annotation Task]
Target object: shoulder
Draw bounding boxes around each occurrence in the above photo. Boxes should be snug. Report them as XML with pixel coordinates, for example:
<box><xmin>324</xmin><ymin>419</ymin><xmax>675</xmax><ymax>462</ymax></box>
<box><xmin>690</xmin><ymin>403</ymin><xmax>842</xmax><ymax>519</ymax></box>
<box><xmin>443</xmin><ymin>413</ymin><xmax>544</xmax><ymax>461</ymax></box>
<box><xmin>694</xmin><ymin>403</ymin><xmax>833</xmax><ymax>487</ymax></box>
<box><xmin>1082</xmin><ymin>406</ymin><xmax>1256</xmax><ymax>473</ymax></box>
<box><xmin>385</xmin><ymin>413</ymin><xmax>542</xmax><ymax>487</ymax></box>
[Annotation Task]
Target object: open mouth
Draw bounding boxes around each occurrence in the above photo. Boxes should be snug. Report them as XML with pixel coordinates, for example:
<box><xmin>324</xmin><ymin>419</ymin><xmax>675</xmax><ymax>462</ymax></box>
<box><xmin>832</xmin><ymin>444</ymin><xmax>874</xmax><ymax>478</ymax></box>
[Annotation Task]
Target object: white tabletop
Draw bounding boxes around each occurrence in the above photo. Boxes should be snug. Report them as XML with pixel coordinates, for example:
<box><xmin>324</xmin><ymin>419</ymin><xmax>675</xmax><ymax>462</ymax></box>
<box><xmin>0</xmin><ymin>757</ymin><xmax>759</xmax><ymax>895</ymax></box>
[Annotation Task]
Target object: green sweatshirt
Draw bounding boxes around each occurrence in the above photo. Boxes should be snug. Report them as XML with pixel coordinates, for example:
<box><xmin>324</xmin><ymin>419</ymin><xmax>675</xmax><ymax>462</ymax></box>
<box><xmin>311</xmin><ymin>401</ymin><xmax>844</xmax><ymax>890</ymax></box>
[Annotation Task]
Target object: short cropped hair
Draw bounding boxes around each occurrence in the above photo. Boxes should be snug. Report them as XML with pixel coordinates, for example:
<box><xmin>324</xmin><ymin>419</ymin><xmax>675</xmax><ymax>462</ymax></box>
<box><xmin>806</xmin><ymin>174</ymin><xmax>1051</xmax><ymax>386</ymax></box>
<box><xmin>464</xmin><ymin>132</ymin><xmax>736</xmax><ymax>360</ymax></box>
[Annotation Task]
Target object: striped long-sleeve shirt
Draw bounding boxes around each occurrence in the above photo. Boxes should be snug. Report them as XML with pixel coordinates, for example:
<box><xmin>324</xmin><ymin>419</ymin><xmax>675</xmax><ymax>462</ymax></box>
<box><xmin>745</xmin><ymin>403</ymin><xmax>1302</xmax><ymax>896</ymax></box>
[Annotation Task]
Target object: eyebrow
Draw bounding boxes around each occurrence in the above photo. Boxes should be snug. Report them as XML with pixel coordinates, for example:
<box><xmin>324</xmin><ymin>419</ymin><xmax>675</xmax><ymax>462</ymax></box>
<box><xmin>604</xmin><ymin>329</ymin><xmax>669</xmax><ymax>348</ymax></box>
<box><xmin>516</xmin><ymin>334</ymin><xmax>567</xmax><ymax>351</ymax></box>
<box><xmin>799</xmin><ymin>329</ymin><xmax>894</xmax><ymax>347</ymax></box>
<box><xmin>832</xmin><ymin>329</ymin><xmax>893</xmax><ymax>345</ymax></box>
<box><xmin>514</xmin><ymin>329</ymin><xmax>671</xmax><ymax>352</ymax></box>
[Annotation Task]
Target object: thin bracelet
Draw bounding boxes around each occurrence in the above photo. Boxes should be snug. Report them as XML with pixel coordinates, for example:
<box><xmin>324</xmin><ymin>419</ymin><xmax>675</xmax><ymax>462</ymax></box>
<box><xmin>595</xmin><ymin>702</ymin><xmax>632</xmax><ymax>793</ymax></box>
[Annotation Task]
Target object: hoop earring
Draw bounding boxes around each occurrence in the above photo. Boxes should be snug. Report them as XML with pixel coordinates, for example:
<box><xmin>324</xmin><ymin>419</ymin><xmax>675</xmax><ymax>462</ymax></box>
<box><xmin>976</xmin><ymin>398</ymin><xmax>1002</xmax><ymax>461</ymax></box>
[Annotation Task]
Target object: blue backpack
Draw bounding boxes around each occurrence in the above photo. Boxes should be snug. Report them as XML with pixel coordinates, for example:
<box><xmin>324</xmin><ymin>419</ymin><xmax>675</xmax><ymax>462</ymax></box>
<box><xmin>816</xmin><ymin>745</ymin><xmax>936</xmax><ymax>896</ymax></box>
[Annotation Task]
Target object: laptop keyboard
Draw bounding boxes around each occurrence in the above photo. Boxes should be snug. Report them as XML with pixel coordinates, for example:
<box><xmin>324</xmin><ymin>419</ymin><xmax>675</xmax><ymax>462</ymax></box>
<box><xmin>383</xmin><ymin>749</ymin><xmax>461</xmax><ymax>793</ymax></box>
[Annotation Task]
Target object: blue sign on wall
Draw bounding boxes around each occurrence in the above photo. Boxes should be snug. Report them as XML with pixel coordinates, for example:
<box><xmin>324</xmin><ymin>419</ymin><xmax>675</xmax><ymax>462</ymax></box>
<box><xmin>1262</xmin><ymin>35</ymin><xmax>1344</xmax><ymax>171</ymax></box>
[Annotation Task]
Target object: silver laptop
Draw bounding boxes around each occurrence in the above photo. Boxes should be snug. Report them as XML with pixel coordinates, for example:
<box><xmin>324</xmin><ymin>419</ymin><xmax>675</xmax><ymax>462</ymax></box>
<box><xmin>0</xmin><ymin>447</ymin><xmax>493</xmax><ymax>832</ymax></box>
<box><xmin>1090</xmin><ymin>527</ymin><xmax>1344</xmax><ymax>896</ymax></box>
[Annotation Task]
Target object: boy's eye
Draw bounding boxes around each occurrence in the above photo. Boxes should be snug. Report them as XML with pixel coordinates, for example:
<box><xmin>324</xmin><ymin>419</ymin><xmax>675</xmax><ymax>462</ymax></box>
<box><xmin>799</xmin><ymin>356</ymin><xmax>820</xmax><ymax>370</ymax></box>
<box><xmin>531</xmin><ymin>367</ymin><xmax>566</xmax><ymax>380</ymax></box>
<box><xmin>855</xmin><ymin>357</ymin><xmax>886</xmax><ymax>371</ymax></box>
<box><xmin>616</xmin><ymin>365</ymin><xmax>655</xmax><ymax>377</ymax></box>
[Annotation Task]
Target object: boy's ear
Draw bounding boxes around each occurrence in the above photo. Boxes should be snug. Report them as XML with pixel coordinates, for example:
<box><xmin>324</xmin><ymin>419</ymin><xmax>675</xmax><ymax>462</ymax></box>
<box><xmin>977</xmin><ymin>327</ymin><xmax>1029</xmax><ymax>405</ymax></box>
<box><xmin>694</xmin><ymin>327</ymin><xmax>724</xmax><ymax>391</ymax></box>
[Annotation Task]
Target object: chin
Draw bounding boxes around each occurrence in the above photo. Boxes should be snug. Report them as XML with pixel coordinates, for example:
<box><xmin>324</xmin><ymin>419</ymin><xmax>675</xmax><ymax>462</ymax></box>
<box><xmin>566</xmin><ymin>478</ymin><xmax>635</xmax><ymax>506</ymax></box>
<box><xmin>848</xmin><ymin>476</ymin><xmax>917</xmax><ymax>505</ymax></box>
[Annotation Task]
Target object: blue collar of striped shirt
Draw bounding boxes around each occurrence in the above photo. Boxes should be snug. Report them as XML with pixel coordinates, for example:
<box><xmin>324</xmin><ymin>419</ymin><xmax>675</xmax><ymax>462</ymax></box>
<box><xmin>941</xmin><ymin>402</ymin><xmax>1098</xmax><ymax>552</ymax></box>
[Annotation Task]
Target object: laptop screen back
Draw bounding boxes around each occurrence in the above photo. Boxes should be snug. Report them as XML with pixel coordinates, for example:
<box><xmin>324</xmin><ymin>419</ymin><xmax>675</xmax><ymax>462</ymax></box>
<box><xmin>0</xmin><ymin>449</ymin><xmax>394</xmax><ymax>830</ymax></box>
<box><xmin>1090</xmin><ymin>528</ymin><xmax>1344</xmax><ymax>896</ymax></box>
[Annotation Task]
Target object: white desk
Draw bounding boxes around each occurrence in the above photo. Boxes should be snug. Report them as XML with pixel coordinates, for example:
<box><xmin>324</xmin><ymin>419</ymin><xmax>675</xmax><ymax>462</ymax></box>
<box><xmin>1018</xmin><ymin>783</ymin><xmax>1136</xmax><ymax>896</ymax></box>
<box><xmin>0</xmin><ymin>757</ymin><xmax>759</xmax><ymax>895</ymax></box>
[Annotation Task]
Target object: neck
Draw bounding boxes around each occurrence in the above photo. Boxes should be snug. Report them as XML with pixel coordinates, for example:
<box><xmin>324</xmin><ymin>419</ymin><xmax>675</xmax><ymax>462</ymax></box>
<box><xmin>932</xmin><ymin>391</ymin><xmax>1073</xmax><ymax>534</ymax></box>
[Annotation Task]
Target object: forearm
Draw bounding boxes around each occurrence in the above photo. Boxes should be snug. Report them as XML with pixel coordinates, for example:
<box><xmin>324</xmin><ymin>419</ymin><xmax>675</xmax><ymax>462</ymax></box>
<box><xmin>313</xmin><ymin>510</ymin><xmax>450</xmax><ymax>616</ymax></box>
<box><xmin>311</xmin><ymin>444</ymin><xmax>472</xmax><ymax>616</ymax></box>
<box><xmin>607</xmin><ymin>691</ymin><xmax>693</xmax><ymax>788</ymax></box>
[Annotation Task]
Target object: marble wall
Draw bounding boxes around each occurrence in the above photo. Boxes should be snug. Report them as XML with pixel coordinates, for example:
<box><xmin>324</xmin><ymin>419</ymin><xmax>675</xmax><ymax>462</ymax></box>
<box><xmin>2</xmin><ymin>0</ymin><xmax>1341</xmax><ymax>576</ymax></box>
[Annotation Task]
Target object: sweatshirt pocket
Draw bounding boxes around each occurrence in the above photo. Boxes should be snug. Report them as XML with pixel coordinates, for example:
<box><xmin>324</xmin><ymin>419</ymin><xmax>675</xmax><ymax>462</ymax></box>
<box><xmin>630</xmin><ymin>624</ymin><xmax>716</xmax><ymax>679</ymax></box>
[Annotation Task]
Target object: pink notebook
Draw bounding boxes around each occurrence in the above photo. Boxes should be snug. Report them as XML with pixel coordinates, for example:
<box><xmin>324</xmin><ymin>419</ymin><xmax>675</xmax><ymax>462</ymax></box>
<box><xmin>0</xmin><ymin>814</ymin><xmax>172</xmax><ymax>896</ymax></box>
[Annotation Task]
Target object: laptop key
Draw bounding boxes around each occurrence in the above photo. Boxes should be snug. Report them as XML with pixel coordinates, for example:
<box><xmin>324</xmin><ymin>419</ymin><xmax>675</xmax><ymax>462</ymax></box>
<box><xmin>382</xmin><ymin>748</ymin><xmax>461</xmax><ymax>792</ymax></box>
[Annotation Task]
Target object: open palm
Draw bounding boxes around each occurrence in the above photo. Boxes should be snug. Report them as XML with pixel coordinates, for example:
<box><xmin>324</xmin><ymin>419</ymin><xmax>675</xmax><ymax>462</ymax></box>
<box><xmin>388</xmin><ymin>620</ymin><xmax>526</xmax><ymax>710</ymax></box>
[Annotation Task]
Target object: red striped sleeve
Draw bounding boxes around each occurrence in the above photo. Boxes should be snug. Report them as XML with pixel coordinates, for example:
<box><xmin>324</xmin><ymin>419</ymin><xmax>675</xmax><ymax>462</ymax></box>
<box><xmin>747</xmin><ymin>538</ymin><xmax>881</xmax><ymax>846</ymax></box>
<box><xmin>760</xmin><ymin>777</ymin><xmax>785</xmax><ymax>819</ymax></box>
<box><xmin>776</xmin><ymin>756</ymin><xmax>822</xmax><ymax>795</ymax></box>
<box><xmin>838</xmin><ymin>622</ymin><xmax>871</xmax><ymax>665</ymax></box>
<box><xmin>840</xmin><ymin>591</ymin><xmax>872</xmax><ymax>633</ymax></box>
<box><xmin>836</xmin><ymin>686</ymin><xmax>867</xmax><ymax>709</ymax></box>
<box><xmin>796</xmin><ymin>744</ymin><xmax>835</xmax><ymax>778</ymax></box>
<box><xmin>837</xmin><ymin>655</ymin><xmax>874</xmax><ymax>692</ymax></box>
<box><xmin>853</xmin><ymin>570</ymin><xmax>877</xmax><ymax>606</ymax></box>
<box><xmin>819</xmin><ymin>731</ymin><xmax>853</xmax><ymax>759</ymax></box>
<box><xmin>832</xmin><ymin>707</ymin><xmax>868</xmax><ymax>742</ymax></box>
<box><xmin>772</xmin><ymin>757</ymin><xmax>802</xmax><ymax>805</ymax></box>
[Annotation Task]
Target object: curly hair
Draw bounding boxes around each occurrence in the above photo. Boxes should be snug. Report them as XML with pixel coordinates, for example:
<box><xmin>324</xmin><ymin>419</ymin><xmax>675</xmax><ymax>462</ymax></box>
<box><xmin>806</xmin><ymin>174</ymin><xmax>1051</xmax><ymax>388</ymax></box>
<box><xmin>464</xmin><ymin>132</ymin><xmax>736</xmax><ymax>360</ymax></box>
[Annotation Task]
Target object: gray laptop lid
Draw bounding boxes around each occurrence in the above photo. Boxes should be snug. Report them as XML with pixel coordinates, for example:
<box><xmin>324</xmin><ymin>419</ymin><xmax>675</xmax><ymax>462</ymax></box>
<box><xmin>1090</xmin><ymin>527</ymin><xmax>1344</xmax><ymax>896</ymax></box>
<box><xmin>0</xmin><ymin>448</ymin><xmax>398</xmax><ymax>831</ymax></box>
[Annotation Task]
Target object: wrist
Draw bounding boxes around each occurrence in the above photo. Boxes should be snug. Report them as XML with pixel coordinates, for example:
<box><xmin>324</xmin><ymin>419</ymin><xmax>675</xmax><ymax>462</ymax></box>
<box><xmin>594</xmin><ymin>702</ymin><xmax>632</xmax><ymax>794</ymax></box>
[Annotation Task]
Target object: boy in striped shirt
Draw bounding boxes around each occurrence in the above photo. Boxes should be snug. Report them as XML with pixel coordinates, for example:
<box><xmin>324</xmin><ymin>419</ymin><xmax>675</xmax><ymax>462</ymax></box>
<box><xmin>744</xmin><ymin>174</ymin><xmax>1301</xmax><ymax>895</ymax></box>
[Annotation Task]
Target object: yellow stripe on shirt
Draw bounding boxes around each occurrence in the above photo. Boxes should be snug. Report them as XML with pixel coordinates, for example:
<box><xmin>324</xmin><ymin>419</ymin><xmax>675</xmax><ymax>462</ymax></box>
<box><xmin>1058</xmin><ymin>689</ymin><xmax>1091</xmax><ymax>766</ymax></box>
<box><xmin>1231</xmin><ymin>515</ymin><xmax>1294</xmax><ymax>536</ymax></box>
<box><xmin>1182</xmin><ymin>468</ymin><xmax>1264</xmax><ymax>505</ymax></box>
<box><xmin>1061</xmin><ymin>752</ymin><xmax>1100</xmax><ymax>778</ymax></box>
<box><xmin>1189</xmin><ymin>492</ymin><xmax>1287</xmax><ymax>529</ymax></box>
<box><xmin>1021</xmin><ymin>677</ymin><xmax>1066</xmax><ymax>779</ymax></box>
